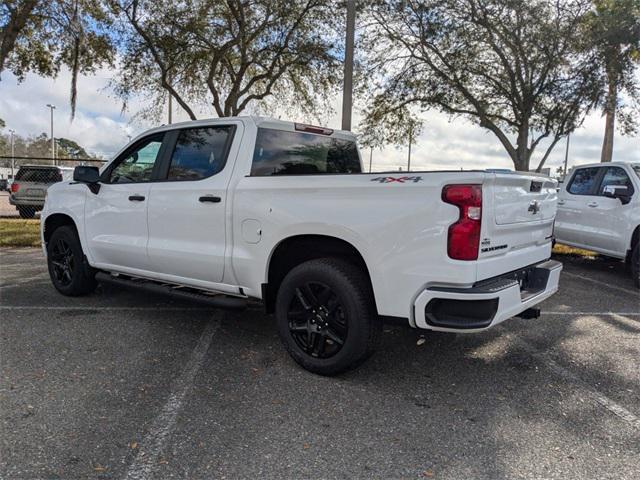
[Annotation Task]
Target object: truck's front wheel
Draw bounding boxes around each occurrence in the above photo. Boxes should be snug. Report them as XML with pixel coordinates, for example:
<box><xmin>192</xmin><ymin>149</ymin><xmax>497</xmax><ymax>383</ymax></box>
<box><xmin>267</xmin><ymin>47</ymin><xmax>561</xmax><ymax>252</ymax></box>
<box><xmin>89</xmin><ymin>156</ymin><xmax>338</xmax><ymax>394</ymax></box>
<box><xmin>47</xmin><ymin>226</ymin><xmax>97</xmax><ymax>296</ymax></box>
<box><xmin>275</xmin><ymin>258</ymin><xmax>381</xmax><ymax>376</ymax></box>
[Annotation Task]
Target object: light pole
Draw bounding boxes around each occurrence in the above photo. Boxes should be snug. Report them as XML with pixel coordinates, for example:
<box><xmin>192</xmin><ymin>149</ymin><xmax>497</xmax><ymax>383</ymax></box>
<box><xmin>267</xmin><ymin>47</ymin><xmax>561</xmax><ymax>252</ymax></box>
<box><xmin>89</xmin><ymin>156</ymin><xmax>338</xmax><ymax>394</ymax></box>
<box><xmin>368</xmin><ymin>147</ymin><xmax>373</xmax><ymax>173</ymax></box>
<box><xmin>407</xmin><ymin>123</ymin><xmax>413</xmax><ymax>172</ymax></box>
<box><xmin>341</xmin><ymin>0</ymin><xmax>355</xmax><ymax>131</ymax></box>
<box><xmin>563</xmin><ymin>133</ymin><xmax>570</xmax><ymax>181</ymax></box>
<box><xmin>8</xmin><ymin>129</ymin><xmax>15</xmax><ymax>179</ymax></box>
<box><xmin>46</xmin><ymin>104</ymin><xmax>56</xmax><ymax>164</ymax></box>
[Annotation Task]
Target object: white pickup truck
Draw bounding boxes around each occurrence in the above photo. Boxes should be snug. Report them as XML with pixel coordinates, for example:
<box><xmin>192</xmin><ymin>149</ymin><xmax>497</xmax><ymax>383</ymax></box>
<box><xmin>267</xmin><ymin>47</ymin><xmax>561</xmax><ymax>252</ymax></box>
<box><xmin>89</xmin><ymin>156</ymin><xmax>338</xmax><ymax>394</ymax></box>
<box><xmin>41</xmin><ymin>117</ymin><xmax>562</xmax><ymax>375</ymax></box>
<box><xmin>555</xmin><ymin>161</ymin><xmax>640</xmax><ymax>287</ymax></box>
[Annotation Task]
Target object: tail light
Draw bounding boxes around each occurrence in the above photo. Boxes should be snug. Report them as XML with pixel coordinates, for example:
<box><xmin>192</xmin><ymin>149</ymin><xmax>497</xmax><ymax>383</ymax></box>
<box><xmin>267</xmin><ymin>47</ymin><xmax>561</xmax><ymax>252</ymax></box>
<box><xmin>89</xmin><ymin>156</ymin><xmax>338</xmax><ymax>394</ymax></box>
<box><xmin>10</xmin><ymin>182</ymin><xmax>19</xmax><ymax>193</ymax></box>
<box><xmin>442</xmin><ymin>184</ymin><xmax>482</xmax><ymax>260</ymax></box>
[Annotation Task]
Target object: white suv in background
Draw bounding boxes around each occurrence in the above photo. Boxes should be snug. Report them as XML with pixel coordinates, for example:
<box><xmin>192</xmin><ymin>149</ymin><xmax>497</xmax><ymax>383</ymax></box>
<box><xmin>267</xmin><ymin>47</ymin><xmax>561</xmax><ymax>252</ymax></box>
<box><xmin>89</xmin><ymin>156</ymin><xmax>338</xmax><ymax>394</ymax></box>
<box><xmin>555</xmin><ymin>161</ymin><xmax>640</xmax><ymax>287</ymax></box>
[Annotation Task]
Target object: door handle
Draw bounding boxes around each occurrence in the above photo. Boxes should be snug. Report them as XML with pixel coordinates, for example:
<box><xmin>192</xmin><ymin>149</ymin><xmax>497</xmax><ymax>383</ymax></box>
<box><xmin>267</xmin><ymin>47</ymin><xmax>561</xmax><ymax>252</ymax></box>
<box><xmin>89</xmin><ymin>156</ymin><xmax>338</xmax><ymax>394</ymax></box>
<box><xmin>199</xmin><ymin>196</ymin><xmax>221</xmax><ymax>203</ymax></box>
<box><xmin>557</xmin><ymin>200</ymin><xmax>565</xmax><ymax>205</ymax></box>
<box><xmin>587</xmin><ymin>201</ymin><xmax>598</xmax><ymax>207</ymax></box>
<box><xmin>128</xmin><ymin>195</ymin><xmax>145</xmax><ymax>202</ymax></box>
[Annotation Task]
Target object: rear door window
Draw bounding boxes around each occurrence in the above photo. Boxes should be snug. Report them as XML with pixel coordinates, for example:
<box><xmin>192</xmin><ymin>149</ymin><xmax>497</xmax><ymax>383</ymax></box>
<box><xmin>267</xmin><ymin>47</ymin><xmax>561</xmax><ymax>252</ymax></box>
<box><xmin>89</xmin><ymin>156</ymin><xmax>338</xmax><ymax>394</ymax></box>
<box><xmin>166</xmin><ymin>126</ymin><xmax>234</xmax><ymax>181</ymax></box>
<box><xmin>251</xmin><ymin>128</ymin><xmax>361</xmax><ymax>176</ymax></box>
<box><xmin>568</xmin><ymin>167</ymin><xmax>601</xmax><ymax>195</ymax></box>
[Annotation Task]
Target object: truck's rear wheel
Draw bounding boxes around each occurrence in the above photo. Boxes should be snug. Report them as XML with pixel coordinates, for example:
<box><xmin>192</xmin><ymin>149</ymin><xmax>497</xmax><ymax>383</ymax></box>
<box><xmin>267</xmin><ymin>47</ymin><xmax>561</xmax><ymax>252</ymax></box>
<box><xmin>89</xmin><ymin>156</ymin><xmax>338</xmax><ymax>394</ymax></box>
<box><xmin>632</xmin><ymin>243</ymin><xmax>639</xmax><ymax>289</ymax></box>
<box><xmin>47</xmin><ymin>226</ymin><xmax>97</xmax><ymax>296</ymax></box>
<box><xmin>275</xmin><ymin>258</ymin><xmax>381</xmax><ymax>376</ymax></box>
<box><xmin>18</xmin><ymin>206</ymin><xmax>35</xmax><ymax>219</ymax></box>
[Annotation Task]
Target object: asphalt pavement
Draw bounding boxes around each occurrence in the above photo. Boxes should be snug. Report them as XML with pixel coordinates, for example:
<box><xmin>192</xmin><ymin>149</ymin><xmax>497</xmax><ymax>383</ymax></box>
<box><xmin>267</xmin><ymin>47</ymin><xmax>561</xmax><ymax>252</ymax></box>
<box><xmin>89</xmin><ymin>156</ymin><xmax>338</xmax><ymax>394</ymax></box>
<box><xmin>1</xmin><ymin>248</ymin><xmax>639</xmax><ymax>479</ymax></box>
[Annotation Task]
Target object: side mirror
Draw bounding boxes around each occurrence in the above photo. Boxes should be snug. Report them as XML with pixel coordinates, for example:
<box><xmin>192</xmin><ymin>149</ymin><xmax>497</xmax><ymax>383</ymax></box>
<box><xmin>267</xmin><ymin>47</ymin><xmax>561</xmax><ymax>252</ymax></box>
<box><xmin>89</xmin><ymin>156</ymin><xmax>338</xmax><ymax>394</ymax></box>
<box><xmin>603</xmin><ymin>185</ymin><xmax>631</xmax><ymax>204</ymax></box>
<box><xmin>73</xmin><ymin>166</ymin><xmax>101</xmax><ymax>194</ymax></box>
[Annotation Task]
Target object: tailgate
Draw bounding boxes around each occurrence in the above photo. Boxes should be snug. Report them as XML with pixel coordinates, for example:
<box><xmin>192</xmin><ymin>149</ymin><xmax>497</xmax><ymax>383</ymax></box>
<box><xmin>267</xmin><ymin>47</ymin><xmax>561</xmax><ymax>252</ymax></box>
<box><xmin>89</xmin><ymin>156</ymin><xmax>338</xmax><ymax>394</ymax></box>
<box><xmin>477</xmin><ymin>173</ymin><xmax>557</xmax><ymax>281</ymax></box>
<box><xmin>493</xmin><ymin>174</ymin><xmax>556</xmax><ymax>224</ymax></box>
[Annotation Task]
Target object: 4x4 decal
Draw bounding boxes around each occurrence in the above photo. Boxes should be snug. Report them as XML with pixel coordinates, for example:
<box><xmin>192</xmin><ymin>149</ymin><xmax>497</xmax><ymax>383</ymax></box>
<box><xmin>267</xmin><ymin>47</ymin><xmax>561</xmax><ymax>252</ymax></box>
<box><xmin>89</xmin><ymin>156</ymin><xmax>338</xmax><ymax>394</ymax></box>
<box><xmin>370</xmin><ymin>176</ymin><xmax>423</xmax><ymax>184</ymax></box>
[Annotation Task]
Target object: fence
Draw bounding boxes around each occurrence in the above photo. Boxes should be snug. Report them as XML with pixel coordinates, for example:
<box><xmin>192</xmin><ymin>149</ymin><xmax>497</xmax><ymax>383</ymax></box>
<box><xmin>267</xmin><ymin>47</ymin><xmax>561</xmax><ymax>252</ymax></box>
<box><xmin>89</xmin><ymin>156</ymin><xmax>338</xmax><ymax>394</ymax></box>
<box><xmin>0</xmin><ymin>155</ymin><xmax>106</xmax><ymax>178</ymax></box>
<box><xmin>0</xmin><ymin>156</ymin><xmax>107</xmax><ymax>218</ymax></box>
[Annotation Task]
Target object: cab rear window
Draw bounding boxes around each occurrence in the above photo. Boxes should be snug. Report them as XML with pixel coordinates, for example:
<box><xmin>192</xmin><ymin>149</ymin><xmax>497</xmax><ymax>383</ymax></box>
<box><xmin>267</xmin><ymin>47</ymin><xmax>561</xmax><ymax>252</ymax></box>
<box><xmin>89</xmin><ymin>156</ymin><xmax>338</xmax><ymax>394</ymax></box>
<box><xmin>15</xmin><ymin>168</ymin><xmax>63</xmax><ymax>183</ymax></box>
<box><xmin>251</xmin><ymin>128</ymin><xmax>361</xmax><ymax>176</ymax></box>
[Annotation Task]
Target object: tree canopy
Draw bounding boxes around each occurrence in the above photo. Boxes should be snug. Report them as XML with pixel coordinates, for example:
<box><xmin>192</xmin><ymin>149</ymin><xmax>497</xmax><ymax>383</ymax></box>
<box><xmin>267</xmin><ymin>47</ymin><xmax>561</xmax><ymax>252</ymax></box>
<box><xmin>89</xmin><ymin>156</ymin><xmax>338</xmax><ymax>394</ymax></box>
<box><xmin>1</xmin><ymin>0</ymin><xmax>114</xmax><ymax>118</ymax></box>
<box><xmin>360</xmin><ymin>0</ymin><xmax>603</xmax><ymax>171</ymax></box>
<box><xmin>584</xmin><ymin>0</ymin><xmax>640</xmax><ymax>162</ymax></box>
<box><xmin>0</xmin><ymin>130</ymin><xmax>96</xmax><ymax>159</ymax></box>
<box><xmin>106</xmin><ymin>0</ymin><xmax>342</xmax><ymax>122</ymax></box>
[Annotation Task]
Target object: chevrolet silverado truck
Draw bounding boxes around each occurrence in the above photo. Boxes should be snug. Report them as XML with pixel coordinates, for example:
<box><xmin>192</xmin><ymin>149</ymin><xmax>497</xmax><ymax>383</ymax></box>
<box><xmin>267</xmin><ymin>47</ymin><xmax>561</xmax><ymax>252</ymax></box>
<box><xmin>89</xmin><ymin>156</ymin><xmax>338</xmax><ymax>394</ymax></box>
<box><xmin>41</xmin><ymin>117</ymin><xmax>562</xmax><ymax>375</ymax></box>
<box><xmin>555</xmin><ymin>161</ymin><xmax>639</xmax><ymax>287</ymax></box>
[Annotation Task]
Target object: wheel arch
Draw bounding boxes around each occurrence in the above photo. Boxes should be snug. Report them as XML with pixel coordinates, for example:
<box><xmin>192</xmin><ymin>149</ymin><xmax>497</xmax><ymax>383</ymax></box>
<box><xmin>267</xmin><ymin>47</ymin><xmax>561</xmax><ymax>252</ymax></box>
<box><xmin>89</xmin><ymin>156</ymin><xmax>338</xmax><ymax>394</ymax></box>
<box><xmin>628</xmin><ymin>225</ymin><xmax>640</xmax><ymax>261</ymax></box>
<box><xmin>43</xmin><ymin>213</ymin><xmax>79</xmax><ymax>247</ymax></box>
<box><xmin>263</xmin><ymin>234</ymin><xmax>375</xmax><ymax>314</ymax></box>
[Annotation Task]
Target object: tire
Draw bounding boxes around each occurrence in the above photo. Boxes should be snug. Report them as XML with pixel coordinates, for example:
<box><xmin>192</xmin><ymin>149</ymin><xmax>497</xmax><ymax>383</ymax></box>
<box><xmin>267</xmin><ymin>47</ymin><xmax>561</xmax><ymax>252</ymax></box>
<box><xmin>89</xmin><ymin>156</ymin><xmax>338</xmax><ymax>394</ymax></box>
<box><xmin>632</xmin><ymin>243</ymin><xmax>640</xmax><ymax>289</ymax></box>
<box><xmin>275</xmin><ymin>258</ymin><xmax>381</xmax><ymax>376</ymax></box>
<box><xmin>18</xmin><ymin>206</ymin><xmax>35</xmax><ymax>219</ymax></box>
<box><xmin>47</xmin><ymin>226</ymin><xmax>97</xmax><ymax>296</ymax></box>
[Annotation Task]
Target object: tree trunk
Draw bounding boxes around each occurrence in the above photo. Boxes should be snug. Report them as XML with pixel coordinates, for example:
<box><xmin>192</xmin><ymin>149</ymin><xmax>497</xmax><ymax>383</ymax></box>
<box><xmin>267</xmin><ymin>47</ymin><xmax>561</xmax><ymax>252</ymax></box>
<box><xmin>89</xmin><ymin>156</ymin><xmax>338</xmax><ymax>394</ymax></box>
<box><xmin>514</xmin><ymin>124</ymin><xmax>530</xmax><ymax>172</ymax></box>
<box><xmin>600</xmin><ymin>76</ymin><xmax>616</xmax><ymax>163</ymax></box>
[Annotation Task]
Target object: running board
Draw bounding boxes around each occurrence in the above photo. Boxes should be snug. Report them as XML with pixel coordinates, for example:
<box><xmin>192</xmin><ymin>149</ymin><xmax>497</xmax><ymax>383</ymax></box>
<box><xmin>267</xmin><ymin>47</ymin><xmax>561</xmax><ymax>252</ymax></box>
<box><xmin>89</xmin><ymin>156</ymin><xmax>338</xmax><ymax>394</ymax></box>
<box><xmin>95</xmin><ymin>272</ymin><xmax>248</xmax><ymax>310</ymax></box>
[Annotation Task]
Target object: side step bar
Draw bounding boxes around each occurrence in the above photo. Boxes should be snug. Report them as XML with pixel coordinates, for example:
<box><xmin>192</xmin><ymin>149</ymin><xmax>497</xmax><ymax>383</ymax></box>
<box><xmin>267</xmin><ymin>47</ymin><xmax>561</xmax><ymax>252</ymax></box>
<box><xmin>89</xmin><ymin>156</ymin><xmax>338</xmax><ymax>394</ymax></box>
<box><xmin>95</xmin><ymin>272</ymin><xmax>248</xmax><ymax>310</ymax></box>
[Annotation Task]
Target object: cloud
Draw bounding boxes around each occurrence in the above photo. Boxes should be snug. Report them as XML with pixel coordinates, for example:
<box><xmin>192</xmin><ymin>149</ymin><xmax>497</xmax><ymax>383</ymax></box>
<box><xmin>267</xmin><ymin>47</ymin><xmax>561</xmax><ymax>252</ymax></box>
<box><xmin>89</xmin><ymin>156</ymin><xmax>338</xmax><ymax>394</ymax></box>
<box><xmin>1</xmin><ymin>67</ymin><xmax>638</xmax><ymax>168</ymax></box>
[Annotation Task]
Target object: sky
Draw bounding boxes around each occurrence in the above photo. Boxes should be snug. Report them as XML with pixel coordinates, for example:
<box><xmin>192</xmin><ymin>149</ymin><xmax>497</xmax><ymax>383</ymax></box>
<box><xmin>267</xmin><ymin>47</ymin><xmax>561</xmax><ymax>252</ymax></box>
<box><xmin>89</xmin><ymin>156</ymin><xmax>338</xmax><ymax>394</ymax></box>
<box><xmin>0</xmin><ymin>66</ymin><xmax>638</xmax><ymax>172</ymax></box>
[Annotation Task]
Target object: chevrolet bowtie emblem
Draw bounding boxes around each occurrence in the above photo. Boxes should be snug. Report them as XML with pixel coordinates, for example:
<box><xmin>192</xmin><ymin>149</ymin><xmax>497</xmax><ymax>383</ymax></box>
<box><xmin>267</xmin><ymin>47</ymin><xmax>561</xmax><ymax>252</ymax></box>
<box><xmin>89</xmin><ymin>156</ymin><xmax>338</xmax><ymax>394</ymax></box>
<box><xmin>528</xmin><ymin>200</ymin><xmax>540</xmax><ymax>214</ymax></box>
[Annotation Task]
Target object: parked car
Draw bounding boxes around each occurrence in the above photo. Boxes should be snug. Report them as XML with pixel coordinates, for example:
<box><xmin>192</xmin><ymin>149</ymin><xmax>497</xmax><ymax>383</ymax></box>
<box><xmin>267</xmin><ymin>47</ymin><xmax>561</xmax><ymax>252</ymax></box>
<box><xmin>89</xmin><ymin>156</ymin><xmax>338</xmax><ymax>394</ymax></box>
<box><xmin>9</xmin><ymin>165</ymin><xmax>74</xmax><ymax>218</ymax></box>
<box><xmin>0</xmin><ymin>179</ymin><xmax>7</xmax><ymax>192</ymax></box>
<box><xmin>41</xmin><ymin>117</ymin><xmax>562</xmax><ymax>375</ymax></box>
<box><xmin>555</xmin><ymin>161</ymin><xmax>640</xmax><ymax>287</ymax></box>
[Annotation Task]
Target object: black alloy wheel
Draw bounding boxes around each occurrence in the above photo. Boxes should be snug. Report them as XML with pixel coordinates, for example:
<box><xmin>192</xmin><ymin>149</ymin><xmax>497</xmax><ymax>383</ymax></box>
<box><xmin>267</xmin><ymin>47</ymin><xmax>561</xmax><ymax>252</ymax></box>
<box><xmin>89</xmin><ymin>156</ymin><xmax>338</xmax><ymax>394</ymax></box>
<box><xmin>49</xmin><ymin>237</ymin><xmax>75</xmax><ymax>287</ymax></box>
<box><xmin>275</xmin><ymin>258</ymin><xmax>381</xmax><ymax>376</ymax></box>
<box><xmin>46</xmin><ymin>226</ymin><xmax>97</xmax><ymax>296</ymax></box>
<box><xmin>287</xmin><ymin>281</ymin><xmax>348</xmax><ymax>359</ymax></box>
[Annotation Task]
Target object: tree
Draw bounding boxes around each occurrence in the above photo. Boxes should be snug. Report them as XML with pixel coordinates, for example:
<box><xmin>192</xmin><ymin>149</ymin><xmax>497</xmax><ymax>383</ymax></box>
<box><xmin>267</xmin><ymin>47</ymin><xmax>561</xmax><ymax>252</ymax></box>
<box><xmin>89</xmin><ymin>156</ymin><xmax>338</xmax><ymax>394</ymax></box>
<box><xmin>584</xmin><ymin>0</ymin><xmax>640</xmax><ymax>163</ymax></box>
<box><xmin>0</xmin><ymin>131</ymin><xmax>94</xmax><ymax>160</ymax></box>
<box><xmin>56</xmin><ymin>137</ymin><xmax>90</xmax><ymax>157</ymax></box>
<box><xmin>107</xmin><ymin>0</ymin><xmax>341</xmax><ymax>121</ymax></box>
<box><xmin>357</xmin><ymin>103</ymin><xmax>422</xmax><ymax>151</ymax></box>
<box><xmin>361</xmin><ymin>0</ymin><xmax>602</xmax><ymax>171</ymax></box>
<box><xmin>0</xmin><ymin>0</ymin><xmax>114</xmax><ymax>118</ymax></box>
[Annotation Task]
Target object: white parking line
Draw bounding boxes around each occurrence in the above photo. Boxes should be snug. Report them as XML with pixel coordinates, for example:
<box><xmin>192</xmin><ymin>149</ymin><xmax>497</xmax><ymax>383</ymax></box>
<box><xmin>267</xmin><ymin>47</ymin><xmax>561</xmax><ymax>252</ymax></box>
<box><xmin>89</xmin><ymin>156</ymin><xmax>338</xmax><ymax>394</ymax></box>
<box><xmin>542</xmin><ymin>311</ymin><xmax>640</xmax><ymax>316</ymax></box>
<box><xmin>513</xmin><ymin>336</ymin><xmax>640</xmax><ymax>431</ymax></box>
<box><xmin>562</xmin><ymin>271</ymin><xmax>639</xmax><ymax>297</ymax></box>
<box><xmin>123</xmin><ymin>318</ymin><xmax>220</xmax><ymax>480</ymax></box>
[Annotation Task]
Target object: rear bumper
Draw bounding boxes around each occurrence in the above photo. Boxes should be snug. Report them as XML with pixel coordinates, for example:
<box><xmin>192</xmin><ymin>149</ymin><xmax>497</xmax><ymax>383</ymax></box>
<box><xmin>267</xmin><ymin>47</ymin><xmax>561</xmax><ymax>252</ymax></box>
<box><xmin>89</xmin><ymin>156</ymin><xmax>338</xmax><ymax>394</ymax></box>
<box><xmin>9</xmin><ymin>195</ymin><xmax>45</xmax><ymax>207</ymax></box>
<box><xmin>413</xmin><ymin>260</ymin><xmax>562</xmax><ymax>332</ymax></box>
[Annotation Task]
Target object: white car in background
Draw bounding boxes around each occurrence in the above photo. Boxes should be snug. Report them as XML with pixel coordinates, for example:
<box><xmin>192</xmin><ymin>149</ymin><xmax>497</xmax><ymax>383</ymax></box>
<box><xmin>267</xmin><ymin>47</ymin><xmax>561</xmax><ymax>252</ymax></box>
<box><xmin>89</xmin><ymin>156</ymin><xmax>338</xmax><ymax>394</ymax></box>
<box><xmin>554</xmin><ymin>161</ymin><xmax>640</xmax><ymax>288</ymax></box>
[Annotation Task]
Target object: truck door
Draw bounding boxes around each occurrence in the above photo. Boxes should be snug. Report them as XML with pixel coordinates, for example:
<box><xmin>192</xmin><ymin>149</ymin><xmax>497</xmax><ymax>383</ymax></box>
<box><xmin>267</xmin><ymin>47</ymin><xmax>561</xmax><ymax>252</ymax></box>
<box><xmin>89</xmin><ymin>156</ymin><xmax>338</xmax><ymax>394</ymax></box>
<box><xmin>586</xmin><ymin>166</ymin><xmax>636</xmax><ymax>255</ymax></box>
<box><xmin>84</xmin><ymin>133</ymin><xmax>166</xmax><ymax>271</ymax></box>
<box><xmin>554</xmin><ymin>166</ymin><xmax>602</xmax><ymax>247</ymax></box>
<box><xmin>146</xmin><ymin>122</ymin><xmax>242</xmax><ymax>285</ymax></box>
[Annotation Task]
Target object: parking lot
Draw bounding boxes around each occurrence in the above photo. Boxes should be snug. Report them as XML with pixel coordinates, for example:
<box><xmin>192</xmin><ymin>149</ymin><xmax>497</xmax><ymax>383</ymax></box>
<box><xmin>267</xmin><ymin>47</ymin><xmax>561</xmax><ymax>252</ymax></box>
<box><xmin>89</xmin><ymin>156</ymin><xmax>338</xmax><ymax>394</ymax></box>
<box><xmin>0</xmin><ymin>192</ymin><xmax>19</xmax><ymax>218</ymax></box>
<box><xmin>0</xmin><ymin>247</ymin><xmax>638</xmax><ymax>479</ymax></box>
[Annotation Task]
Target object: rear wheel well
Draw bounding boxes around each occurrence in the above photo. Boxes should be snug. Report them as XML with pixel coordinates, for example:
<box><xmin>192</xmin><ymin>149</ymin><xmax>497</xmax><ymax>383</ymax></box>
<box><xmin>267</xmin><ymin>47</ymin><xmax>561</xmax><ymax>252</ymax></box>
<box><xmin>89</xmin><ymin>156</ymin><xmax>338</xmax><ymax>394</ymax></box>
<box><xmin>44</xmin><ymin>214</ymin><xmax>78</xmax><ymax>247</ymax></box>
<box><xmin>264</xmin><ymin>235</ymin><xmax>374</xmax><ymax>314</ymax></box>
